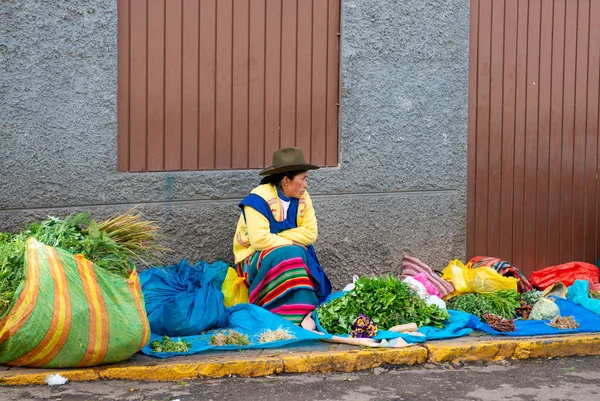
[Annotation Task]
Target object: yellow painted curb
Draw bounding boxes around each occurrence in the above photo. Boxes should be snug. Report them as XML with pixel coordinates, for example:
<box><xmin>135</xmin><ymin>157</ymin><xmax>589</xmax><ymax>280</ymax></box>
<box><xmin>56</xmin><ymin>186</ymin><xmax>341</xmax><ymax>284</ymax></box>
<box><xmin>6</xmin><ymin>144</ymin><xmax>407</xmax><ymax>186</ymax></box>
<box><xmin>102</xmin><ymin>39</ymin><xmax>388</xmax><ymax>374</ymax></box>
<box><xmin>0</xmin><ymin>347</ymin><xmax>426</xmax><ymax>386</ymax></box>
<box><xmin>512</xmin><ymin>334</ymin><xmax>600</xmax><ymax>359</ymax></box>
<box><xmin>426</xmin><ymin>334</ymin><xmax>600</xmax><ymax>364</ymax></box>
<box><xmin>3</xmin><ymin>334</ymin><xmax>600</xmax><ymax>385</ymax></box>
<box><xmin>280</xmin><ymin>346</ymin><xmax>427</xmax><ymax>373</ymax></box>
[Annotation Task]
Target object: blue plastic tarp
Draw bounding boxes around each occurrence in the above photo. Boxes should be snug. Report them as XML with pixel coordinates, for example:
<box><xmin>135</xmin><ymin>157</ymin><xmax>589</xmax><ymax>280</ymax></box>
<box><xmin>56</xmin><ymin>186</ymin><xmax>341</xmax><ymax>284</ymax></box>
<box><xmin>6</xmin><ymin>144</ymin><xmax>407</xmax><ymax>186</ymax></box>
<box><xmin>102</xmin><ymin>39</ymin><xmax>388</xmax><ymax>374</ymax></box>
<box><xmin>468</xmin><ymin>298</ymin><xmax>600</xmax><ymax>336</ymax></box>
<box><xmin>142</xmin><ymin>295</ymin><xmax>474</xmax><ymax>358</ymax></box>
<box><xmin>141</xmin><ymin>303</ymin><xmax>330</xmax><ymax>358</ymax></box>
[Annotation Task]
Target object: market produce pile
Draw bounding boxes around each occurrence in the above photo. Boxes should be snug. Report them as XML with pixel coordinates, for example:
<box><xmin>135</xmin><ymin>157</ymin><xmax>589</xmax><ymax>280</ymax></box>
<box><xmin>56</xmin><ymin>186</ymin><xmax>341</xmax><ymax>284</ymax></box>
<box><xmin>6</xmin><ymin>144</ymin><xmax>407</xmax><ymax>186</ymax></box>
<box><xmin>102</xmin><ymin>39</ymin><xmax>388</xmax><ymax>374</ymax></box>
<box><xmin>315</xmin><ymin>275</ymin><xmax>450</xmax><ymax>335</ymax></box>
<box><xmin>0</xmin><ymin>209</ymin><xmax>166</xmax><ymax>318</ymax></box>
<box><xmin>446</xmin><ymin>290</ymin><xmax>521</xmax><ymax>319</ymax></box>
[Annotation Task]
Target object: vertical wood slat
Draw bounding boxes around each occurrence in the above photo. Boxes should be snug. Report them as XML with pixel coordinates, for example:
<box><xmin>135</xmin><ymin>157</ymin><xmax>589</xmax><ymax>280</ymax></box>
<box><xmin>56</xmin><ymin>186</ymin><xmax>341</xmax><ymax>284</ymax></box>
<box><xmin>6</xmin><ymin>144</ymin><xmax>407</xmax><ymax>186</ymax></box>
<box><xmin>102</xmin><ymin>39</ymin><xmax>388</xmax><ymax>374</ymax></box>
<box><xmin>468</xmin><ymin>0</ymin><xmax>600</xmax><ymax>277</ymax></box>
<box><xmin>147</xmin><ymin>0</ymin><xmax>165</xmax><ymax>171</ymax></box>
<box><xmin>547</xmin><ymin>0</ymin><xmax>566</xmax><ymax>266</ymax></box>
<box><xmin>128</xmin><ymin>0</ymin><xmax>148</xmax><ymax>172</ymax></box>
<box><xmin>164</xmin><ymin>0</ymin><xmax>183</xmax><ymax>170</ymax></box>
<box><xmin>296</xmin><ymin>0</ymin><xmax>313</xmax><ymax>160</ymax></box>
<box><xmin>232</xmin><ymin>0</ymin><xmax>250</xmax><ymax>168</ymax></box>
<box><xmin>280</xmin><ymin>0</ymin><xmax>298</xmax><ymax>148</ymax></box>
<box><xmin>511</xmin><ymin>0</ymin><xmax>529</xmax><ymax>270</ymax></box>
<box><xmin>535</xmin><ymin>0</ymin><xmax>553</xmax><ymax>269</ymax></box>
<box><xmin>248</xmin><ymin>0</ymin><xmax>266</xmax><ymax>168</ymax></box>
<box><xmin>560</xmin><ymin>2</ymin><xmax>578</xmax><ymax>263</ymax></box>
<box><xmin>118</xmin><ymin>0</ymin><xmax>340</xmax><ymax>171</ymax></box>
<box><xmin>522</xmin><ymin>0</ymin><xmax>541</xmax><ymax>274</ymax></box>
<box><xmin>215</xmin><ymin>0</ymin><xmax>233</xmax><ymax>169</ymax></box>
<box><xmin>264</xmin><ymin>0</ymin><xmax>282</xmax><ymax>165</ymax></box>
<box><xmin>199</xmin><ymin>0</ymin><xmax>217</xmax><ymax>169</ymax></box>
<box><xmin>572</xmin><ymin>0</ymin><xmax>591</xmax><ymax>261</ymax></box>
<box><xmin>499</xmin><ymin>0</ymin><xmax>518</xmax><ymax>262</ymax></box>
<box><xmin>487</xmin><ymin>0</ymin><xmax>505</xmax><ymax>258</ymax></box>
<box><xmin>182</xmin><ymin>0</ymin><xmax>199</xmax><ymax>170</ymax></box>
<box><xmin>117</xmin><ymin>0</ymin><xmax>130</xmax><ymax>172</ymax></box>
<box><xmin>474</xmin><ymin>0</ymin><xmax>492</xmax><ymax>256</ymax></box>
<box><xmin>311</xmin><ymin>0</ymin><xmax>328</xmax><ymax>166</ymax></box>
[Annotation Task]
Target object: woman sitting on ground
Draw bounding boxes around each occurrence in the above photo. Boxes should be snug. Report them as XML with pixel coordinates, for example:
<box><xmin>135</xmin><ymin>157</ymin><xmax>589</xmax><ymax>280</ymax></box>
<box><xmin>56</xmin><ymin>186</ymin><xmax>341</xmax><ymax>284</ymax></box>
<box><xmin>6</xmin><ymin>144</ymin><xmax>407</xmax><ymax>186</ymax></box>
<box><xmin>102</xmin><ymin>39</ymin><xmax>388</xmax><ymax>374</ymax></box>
<box><xmin>233</xmin><ymin>147</ymin><xmax>331</xmax><ymax>329</ymax></box>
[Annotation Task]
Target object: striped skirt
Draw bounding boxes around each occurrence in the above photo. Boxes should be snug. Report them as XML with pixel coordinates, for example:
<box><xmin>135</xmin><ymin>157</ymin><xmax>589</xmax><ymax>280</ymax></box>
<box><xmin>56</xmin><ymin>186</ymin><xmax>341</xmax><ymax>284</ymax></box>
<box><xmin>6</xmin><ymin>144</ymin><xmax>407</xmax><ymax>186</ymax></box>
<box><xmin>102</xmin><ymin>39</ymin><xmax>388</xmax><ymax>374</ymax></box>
<box><xmin>237</xmin><ymin>245</ymin><xmax>318</xmax><ymax>325</ymax></box>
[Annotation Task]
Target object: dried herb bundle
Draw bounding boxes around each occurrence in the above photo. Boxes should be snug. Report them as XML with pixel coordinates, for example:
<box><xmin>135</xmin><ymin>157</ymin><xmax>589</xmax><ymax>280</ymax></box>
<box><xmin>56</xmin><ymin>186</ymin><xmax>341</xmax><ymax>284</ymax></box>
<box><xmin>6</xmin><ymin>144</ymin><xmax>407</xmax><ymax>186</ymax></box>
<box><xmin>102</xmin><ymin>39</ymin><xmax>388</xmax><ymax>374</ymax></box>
<box><xmin>548</xmin><ymin>316</ymin><xmax>579</xmax><ymax>330</ymax></box>
<box><xmin>209</xmin><ymin>330</ymin><xmax>251</xmax><ymax>346</ymax></box>
<box><xmin>482</xmin><ymin>313</ymin><xmax>515</xmax><ymax>332</ymax></box>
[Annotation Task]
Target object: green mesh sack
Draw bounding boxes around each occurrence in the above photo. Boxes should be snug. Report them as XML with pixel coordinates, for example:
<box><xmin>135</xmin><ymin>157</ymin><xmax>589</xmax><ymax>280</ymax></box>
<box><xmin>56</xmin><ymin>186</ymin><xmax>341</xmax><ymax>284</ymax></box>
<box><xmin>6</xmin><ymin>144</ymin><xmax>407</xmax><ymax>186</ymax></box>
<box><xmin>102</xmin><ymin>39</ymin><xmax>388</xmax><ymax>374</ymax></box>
<box><xmin>0</xmin><ymin>238</ymin><xmax>150</xmax><ymax>367</ymax></box>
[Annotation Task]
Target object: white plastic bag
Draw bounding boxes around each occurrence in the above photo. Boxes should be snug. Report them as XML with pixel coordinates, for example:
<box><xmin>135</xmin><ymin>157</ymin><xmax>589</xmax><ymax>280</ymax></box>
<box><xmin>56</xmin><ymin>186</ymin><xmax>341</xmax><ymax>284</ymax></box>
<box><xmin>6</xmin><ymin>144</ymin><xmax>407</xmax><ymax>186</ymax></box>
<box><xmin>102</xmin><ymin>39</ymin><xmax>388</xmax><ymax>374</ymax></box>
<box><xmin>343</xmin><ymin>275</ymin><xmax>360</xmax><ymax>292</ymax></box>
<box><xmin>403</xmin><ymin>276</ymin><xmax>429</xmax><ymax>299</ymax></box>
<box><xmin>425</xmin><ymin>295</ymin><xmax>446</xmax><ymax>310</ymax></box>
<box><xmin>44</xmin><ymin>374</ymin><xmax>68</xmax><ymax>386</ymax></box>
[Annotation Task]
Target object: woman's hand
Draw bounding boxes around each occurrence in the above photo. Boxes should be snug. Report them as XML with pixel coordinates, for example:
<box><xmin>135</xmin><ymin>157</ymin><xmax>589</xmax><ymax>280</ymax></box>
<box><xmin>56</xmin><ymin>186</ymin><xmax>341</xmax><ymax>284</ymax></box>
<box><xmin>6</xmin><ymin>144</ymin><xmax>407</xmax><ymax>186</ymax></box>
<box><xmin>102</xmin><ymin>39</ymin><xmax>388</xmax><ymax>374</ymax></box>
<box><xmin>292</xmin><ymin>241</ymin><xmax>307</xmax><ymax>250</ymax></box>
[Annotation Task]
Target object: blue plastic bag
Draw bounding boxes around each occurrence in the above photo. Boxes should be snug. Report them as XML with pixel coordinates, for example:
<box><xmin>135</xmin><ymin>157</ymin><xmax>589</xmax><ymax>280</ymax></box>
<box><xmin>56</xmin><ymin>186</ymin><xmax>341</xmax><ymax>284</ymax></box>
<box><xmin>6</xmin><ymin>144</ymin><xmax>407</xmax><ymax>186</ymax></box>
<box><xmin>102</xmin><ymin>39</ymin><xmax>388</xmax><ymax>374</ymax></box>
<box><xmin>567</xmin><ymin>279</ymin><xmax>600</xmax><ymax>315</ymax></box>
<box><xmin>140</xmin><ymin>259</ymin><xmax>230</xmax><ymax>336</ymax></box>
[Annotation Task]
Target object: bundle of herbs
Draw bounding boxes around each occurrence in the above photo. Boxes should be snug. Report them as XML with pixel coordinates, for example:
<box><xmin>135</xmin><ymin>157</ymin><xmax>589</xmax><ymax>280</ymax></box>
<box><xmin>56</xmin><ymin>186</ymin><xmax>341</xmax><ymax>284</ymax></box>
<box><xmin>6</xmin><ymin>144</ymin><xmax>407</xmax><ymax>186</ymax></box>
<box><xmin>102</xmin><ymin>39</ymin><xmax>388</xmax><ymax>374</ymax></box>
<box><xmin>150</xmin><ymin>336</ymin><xmax>192</xmax><ymax>353</ymax></box>
<box><xmin>0</xmin><ymin>208</ymin><xmax>166</xmax><ymax>318</ymax></box>
<box><xmin>446</xmin><ymin>289</ymin><xmax>520</xmax><ymax>320</ymax></box>
<box><xmin>315</xmin><ymin>275</ymin><xmax>450</xmax><ymax>335</ymax></box>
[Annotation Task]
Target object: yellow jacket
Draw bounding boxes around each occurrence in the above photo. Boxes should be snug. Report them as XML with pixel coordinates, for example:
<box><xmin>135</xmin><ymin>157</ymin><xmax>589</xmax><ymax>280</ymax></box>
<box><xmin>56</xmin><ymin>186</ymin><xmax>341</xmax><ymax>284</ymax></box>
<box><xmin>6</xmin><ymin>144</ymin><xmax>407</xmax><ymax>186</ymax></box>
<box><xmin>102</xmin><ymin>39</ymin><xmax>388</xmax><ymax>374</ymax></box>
<box><xmin>233</xmin><ymin>184</ymin><xmax>318</xmax><ymax>264</ymax></box>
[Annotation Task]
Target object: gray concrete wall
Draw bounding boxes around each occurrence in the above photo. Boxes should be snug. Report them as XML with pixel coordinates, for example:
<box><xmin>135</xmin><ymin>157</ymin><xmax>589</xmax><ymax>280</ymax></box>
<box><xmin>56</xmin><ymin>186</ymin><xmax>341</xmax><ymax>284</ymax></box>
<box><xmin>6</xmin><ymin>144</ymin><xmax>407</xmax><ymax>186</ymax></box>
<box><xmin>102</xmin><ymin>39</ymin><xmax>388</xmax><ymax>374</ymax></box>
<box><xmin>0</xmin><ymin>0</ymin><xmax>470</xmax><ymax>289</ymax></box>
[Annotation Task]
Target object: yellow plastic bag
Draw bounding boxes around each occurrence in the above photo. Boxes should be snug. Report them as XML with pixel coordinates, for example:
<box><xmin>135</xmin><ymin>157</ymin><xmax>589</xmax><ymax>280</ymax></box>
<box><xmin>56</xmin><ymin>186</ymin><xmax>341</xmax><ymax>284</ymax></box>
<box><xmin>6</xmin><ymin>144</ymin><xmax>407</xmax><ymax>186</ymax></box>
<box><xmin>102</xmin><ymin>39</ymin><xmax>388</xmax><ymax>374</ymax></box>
<box><xmin>442</xmin><ymin>259</ymin><xmax>518</xmax><ymax>294</ymax></box>
<box><xmin>442</xmin><ymin>259</ymin><xmax>472</xmax><ymax>294</ymax></box>
<box><xmin>221</xmin><ymin>267</ymin><xmax>249</xmax><ymax>308</ymax></box>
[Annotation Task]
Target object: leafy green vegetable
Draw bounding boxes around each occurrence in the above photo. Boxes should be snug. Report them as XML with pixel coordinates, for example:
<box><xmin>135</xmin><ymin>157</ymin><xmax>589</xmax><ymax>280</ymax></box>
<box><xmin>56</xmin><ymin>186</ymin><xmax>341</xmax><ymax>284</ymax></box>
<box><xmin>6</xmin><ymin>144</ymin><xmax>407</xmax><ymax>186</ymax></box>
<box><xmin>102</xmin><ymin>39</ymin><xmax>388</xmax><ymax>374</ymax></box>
<box><xmin>0</xmin><ymin>210</ymin><xmax>166</xmax><ymax>318</ymax></box>
<box><xmin>150</xmin><ymin>336</ymin><xmax>192</xmax><ymax>353</ymax></box>
<box><xmin>446</xmin><ymin>290</ymin><xmax>520</xmax><ymax>319</ymax></box>
<box><xmin>520</xmin><ymin>290</ymin><xmax>543</xmax><ymax>306</ymax></box>
<box><xmin>316</xmin><ymin>275</ymin><xmax>450</xmax><ymax>334</ymax></box>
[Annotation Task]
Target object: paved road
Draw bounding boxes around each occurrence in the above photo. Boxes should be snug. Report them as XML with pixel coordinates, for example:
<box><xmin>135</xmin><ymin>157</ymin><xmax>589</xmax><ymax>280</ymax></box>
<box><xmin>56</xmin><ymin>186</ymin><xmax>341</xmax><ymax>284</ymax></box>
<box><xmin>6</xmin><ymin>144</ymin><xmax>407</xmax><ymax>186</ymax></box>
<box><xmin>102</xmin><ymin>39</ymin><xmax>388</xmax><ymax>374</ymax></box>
<box><xmin>4</xmin><ymin>356</ymin><xmax>600</xmax><ymax>401</ymax></box>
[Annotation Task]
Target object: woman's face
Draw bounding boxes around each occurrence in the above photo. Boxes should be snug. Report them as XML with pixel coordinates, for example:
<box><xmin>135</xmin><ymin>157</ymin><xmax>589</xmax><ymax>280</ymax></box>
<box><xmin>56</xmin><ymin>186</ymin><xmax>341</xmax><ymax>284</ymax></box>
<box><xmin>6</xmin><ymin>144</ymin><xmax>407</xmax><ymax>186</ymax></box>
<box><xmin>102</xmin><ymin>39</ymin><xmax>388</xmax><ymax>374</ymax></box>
<box><xmin>281</xmin><ymin>172</ymin><xmax>308</xmax><ymax>198</ymax></box>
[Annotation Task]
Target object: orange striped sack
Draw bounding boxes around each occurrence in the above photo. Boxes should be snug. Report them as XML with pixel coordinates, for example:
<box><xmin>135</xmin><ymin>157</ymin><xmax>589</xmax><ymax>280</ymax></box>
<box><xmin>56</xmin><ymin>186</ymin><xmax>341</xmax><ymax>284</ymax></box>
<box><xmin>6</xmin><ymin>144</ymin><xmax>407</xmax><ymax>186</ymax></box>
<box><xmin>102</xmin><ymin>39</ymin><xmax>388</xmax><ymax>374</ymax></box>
<box><xmin>0</xmin><ymin>238</ymin><xmax>150</xmax><ymax>368</ymax></box>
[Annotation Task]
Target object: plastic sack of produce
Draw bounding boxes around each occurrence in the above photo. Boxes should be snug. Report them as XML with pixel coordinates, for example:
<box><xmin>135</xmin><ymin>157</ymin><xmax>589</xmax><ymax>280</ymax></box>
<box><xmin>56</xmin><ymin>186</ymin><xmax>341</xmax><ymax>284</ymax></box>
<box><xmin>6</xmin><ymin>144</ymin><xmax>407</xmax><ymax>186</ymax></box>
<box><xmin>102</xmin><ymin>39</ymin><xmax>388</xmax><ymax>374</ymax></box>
<box><xmin>0</xmin><ymin>238</ymin><xmax>150</xmax><ymax>368</ymax></box>
<box><xmin>468</xmin><ymin>256</ymin><xmax>533</xmax><ymax>293</ymax></box>
<box><xmin>529</xmin><ymin>261</ymin><xmax>599</xmax><ymax>289</ymax></box>
<box><xmin>442</xmin><ymin>259</ymin><xmax>518</xmax><ymax>295</ymax></box>
<box><xmin>140</xmin><ymin>260</ymin><xmax>229</xmax><ymax>337</ymax></box>
<box><xmin>222</xmin><ymin>267</ymin><xmax>249</xmax><ymax>308</ymax></box>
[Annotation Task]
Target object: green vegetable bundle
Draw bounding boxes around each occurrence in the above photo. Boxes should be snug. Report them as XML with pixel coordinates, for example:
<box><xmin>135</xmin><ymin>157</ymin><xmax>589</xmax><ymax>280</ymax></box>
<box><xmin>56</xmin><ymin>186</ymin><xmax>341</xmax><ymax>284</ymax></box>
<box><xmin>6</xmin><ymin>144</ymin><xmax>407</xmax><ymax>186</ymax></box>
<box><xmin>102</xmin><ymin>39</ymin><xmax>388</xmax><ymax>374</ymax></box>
<box><xmin>446</xmin><ymin>289</ymin><xmax>520</xmax><ymax>319</ymax></box>
<box><xmin>316</xmin><ymin>275</ymin><xmax>450</xmax><ymax>335</ymax></box>
<box><xmin>0</xmin><ymin>209</ymin><xmax>166</xmax><ymax>318</ymax></box>
<box><xmin>150</xmin><ymin>336</ymin><xmax>192</xmax><ymax>353</ymax></box>
<box><xmin>520</xmin><ymin>290</ymin><xmax>543</xmax><ymax>306</ymax></box>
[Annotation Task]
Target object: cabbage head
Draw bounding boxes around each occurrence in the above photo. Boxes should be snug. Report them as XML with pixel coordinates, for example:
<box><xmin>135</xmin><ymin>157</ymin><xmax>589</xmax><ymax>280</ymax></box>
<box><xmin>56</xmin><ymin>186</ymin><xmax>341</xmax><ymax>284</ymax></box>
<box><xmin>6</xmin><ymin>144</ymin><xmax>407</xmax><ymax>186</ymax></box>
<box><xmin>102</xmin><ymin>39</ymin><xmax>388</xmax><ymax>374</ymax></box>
<box><xmin>529</xmin><ymin>297</ymin><xmax>560</xmax><ymax>320</ymax></box>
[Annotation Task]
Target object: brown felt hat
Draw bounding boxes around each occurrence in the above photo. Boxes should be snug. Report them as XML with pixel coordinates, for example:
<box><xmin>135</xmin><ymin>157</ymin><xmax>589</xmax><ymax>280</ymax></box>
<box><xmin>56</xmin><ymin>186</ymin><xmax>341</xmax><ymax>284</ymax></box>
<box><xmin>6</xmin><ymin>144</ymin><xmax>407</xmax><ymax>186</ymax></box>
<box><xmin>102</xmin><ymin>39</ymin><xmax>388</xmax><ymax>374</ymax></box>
<box><xmin>259</xmin><ymin>147</ymin><xmax>320</xmax><ymax>176</ymax></box>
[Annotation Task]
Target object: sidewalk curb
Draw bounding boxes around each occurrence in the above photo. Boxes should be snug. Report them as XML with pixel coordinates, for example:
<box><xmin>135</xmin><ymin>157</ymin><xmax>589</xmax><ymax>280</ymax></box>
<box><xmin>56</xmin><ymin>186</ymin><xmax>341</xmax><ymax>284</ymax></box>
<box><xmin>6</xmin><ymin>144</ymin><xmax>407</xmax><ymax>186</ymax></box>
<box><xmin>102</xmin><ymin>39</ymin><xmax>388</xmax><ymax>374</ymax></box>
<box><xmin>2</xmin><ymin>334</ymin><xmax>600</xmax><ymax>385</ymax></box>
